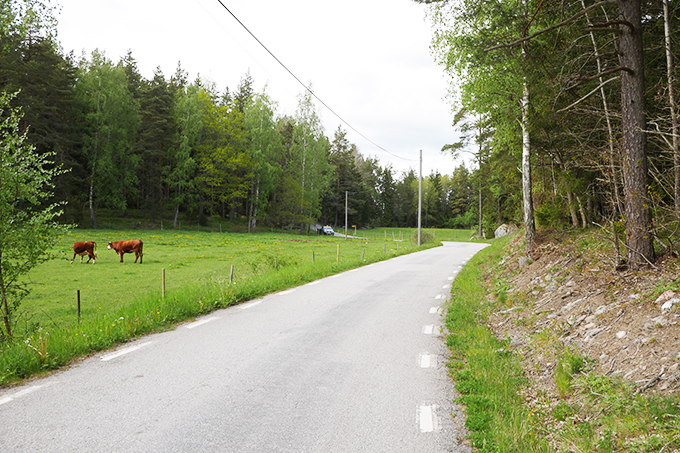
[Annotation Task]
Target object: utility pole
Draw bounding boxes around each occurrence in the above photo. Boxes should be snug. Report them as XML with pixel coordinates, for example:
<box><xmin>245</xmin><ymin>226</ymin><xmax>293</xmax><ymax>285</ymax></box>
<box><xmin>345</xmin><ymin>190</ymin><xmax>348</xmax><ymax>239</ymax></box>
<box><xmin>418</xmin><ymin>150</ymin><xmax>422</xmax><ymax>246</ymax></box>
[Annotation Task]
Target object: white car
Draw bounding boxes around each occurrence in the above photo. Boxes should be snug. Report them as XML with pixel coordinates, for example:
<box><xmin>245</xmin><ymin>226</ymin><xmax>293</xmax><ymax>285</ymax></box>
<box><xmin>321</xmin><ymin>226</ymin><xmax>335</xmax><ymax>235</ymax></box>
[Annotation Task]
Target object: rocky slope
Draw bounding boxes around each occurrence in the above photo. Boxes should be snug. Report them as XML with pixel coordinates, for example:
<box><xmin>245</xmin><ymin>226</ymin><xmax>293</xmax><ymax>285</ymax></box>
<box><xmin>488</xmin><ymin>229</ymin><xmax>680</xmax><ymax>402</ymax></box>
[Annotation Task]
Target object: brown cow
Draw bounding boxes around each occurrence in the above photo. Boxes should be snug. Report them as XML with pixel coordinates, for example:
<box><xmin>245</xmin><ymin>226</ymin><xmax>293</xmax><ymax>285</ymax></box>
<box><xmin>107</xmin><ymin>239</ymin><xmax>143</xmax><ymax>264</ymax></box>
<box><xmin>71</xmin><ymin>241</ymin><xmax>97</xmax><ymax>264</ymax></box>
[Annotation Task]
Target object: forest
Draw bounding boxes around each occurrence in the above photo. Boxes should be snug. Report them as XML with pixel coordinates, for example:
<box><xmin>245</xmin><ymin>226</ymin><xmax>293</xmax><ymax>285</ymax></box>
<box><xmin>415</xmin><ymin>0</ymin><xmax>680</xmax><ymax>269</ymax></box>
<box><xmin>0</xmin><ymin>0</ymin><xmax>481</xmax><ymax>235</ymax></box>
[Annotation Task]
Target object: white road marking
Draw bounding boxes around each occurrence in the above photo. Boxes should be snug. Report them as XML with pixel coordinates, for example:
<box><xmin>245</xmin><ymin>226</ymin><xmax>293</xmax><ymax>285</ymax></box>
<box><xmin>447</xmin><ymin>276</ymin><xmax>454</xmax><ymax>280</ymax></box>
<box><xmin>101</xmin><ymin>341</ymin><xmax>152</xmax><ymax>362</ymax></box>
<box><xmin>185</xmin><ymin>317</ymin><xmax>219</xmax><ymax>329</ymax></box>
<box><xmin>306</xmin><ymin>281</ymin><xmax>320</xmax><ymax>286</ymax></box>
<box><xmin>0</xmin><ymin>385</ymin><xmax>44</xmax><ymax>406</ymax></box>
<box><xmin>277</xmin><ymin>289</ymin><xmax>295</xmax><ymax>296</ymax></box>
<box><xmin>442</xmin><ymin>284</ymin><xmax>450</xmax><ymax>289</ymax></box>
<box><xmin>420</xmin><ymin>354</ymin><xmax>435</xmax><ymax>368</ymax></box>
<box><xmin>429</xmin><ymin>307</ymin><xmax>439</xmax><ymax>314</ymax></box>
<box><xmin>419</xmin><ymin>405</ymin><xmax>436</xmax><ymax>432</ymax></box>
<box><xmin>240</xmin><ymin>300</ymin><xmax>263</xmax><ymax>309</ymax></box>
<box><xmin>435</xmin><ymin>294</ymin><xmax>444</xmax><ymax>300</ymax></box>
<box><xmin>423</xmin><ymin>325</ymin><xmax>441</xmax><ymax>335</ymax></box>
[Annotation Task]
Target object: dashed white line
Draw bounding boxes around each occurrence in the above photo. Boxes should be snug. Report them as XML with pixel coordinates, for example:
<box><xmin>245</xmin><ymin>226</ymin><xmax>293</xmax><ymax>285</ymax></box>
<box><xmin>434</xmin><ymin>294</ymin><xmax>444</xmax><ymax>300</ymax></box>
<box><xmin>0</xmin><ymin>385</ymin><xmax>44</xmax><ymax>406</ymax></box>
<box><xmin>240</xmin><ymin>300</ymin><xmax>263</xmax><ymax>309</ymax></box>
<box><xmin>419</xmin><ymin>405</ymin><xmax>437</xmax><ymax>432</ymax></box>
<box><xmin>101</xmin><ymin>341</ymin><xmax>152</xmax><ymax>362</ymax></box>
<box><xmin>447</xmin><ymin>276</ymin><xmax>454</xmax><ymax>281</ymax></box>
<box><xmin>186</xmin><ymin>317</ymin><xmax>220</xmax><ymax>329</ymax></box>
<box><xmin>420</xmin><ymin>354</ymin><xmax>435</xmax><ymax>368</ymax></box>
<box><xmin>422</xmin><ymin>325</ymin><xmax>434</xmax><ymax>335</ymax></box>
<box><xmin>429</xmin><ymin>307</ymin><xmax>439</xmax><ymax>314</ymax></box>
<box><xmin>277</xmin><ymin>289</ymin><xmax>295</xmax><ymax>296</ymax></box>
<box><xmin>306</xmin><ymin>281</ymin><xmax>320</xmax><ymax>286</ymax></box>
<box><xmin>442</xmin><ymin>284</ymin><xmax>450</xmax><ymax>289</ymax></box>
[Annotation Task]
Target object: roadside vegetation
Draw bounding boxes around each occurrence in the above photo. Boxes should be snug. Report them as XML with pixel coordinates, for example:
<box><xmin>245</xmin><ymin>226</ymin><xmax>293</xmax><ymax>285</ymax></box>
<box><xmin>447</xmin><ymin>233</ymin><xmax>680</xmax><ymax>452</ymax></box>
<box><xmin>0</xmin><ymin>226</ymin><xmax>465</xmax><ymax>387</ymax></box>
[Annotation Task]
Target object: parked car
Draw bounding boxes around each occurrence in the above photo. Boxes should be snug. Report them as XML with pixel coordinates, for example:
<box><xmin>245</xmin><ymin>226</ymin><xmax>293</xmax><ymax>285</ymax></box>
<box><xmin>321</xmin><ymin>226</ymin><xmax>335</xmax><ymax>235</ymax></box>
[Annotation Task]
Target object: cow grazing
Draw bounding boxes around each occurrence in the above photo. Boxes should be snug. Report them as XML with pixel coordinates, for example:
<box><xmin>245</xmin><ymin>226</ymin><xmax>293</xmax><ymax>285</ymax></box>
<box><xmin>107</xmin><ymin>239</ymin><xmax>144</xmax><ymax>264</ymax></box>
<box><xmin>71</xmin><ymin>241</ymin><xmax>97</xmax><ymax>264</ymax></box>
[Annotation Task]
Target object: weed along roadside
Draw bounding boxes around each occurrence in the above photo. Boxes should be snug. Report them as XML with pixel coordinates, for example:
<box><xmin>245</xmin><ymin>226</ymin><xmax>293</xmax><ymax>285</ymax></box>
<box><xmin>447</xmin><ymin>233</ymin><xmax>680</xmax><ymax>451</ymax></box>
<box><xmin>0</xmin><ymin>228</ymin><xmax>449</xmax><ymax>387</ymax></box>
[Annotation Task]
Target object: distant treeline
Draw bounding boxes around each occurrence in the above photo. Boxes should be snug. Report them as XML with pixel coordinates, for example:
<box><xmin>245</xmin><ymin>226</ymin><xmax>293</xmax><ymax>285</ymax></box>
<box><xmin>0</xmin><ymin>1</ymin><xmax>490</xmax><ymax>232</ymax></box>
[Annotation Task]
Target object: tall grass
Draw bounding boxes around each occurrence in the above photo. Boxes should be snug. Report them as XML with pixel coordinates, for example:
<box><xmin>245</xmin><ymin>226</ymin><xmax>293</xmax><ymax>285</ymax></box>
<box><xmin>445</xmin><ymin>236</ymin><xmax>550</xmax><ymax>452</ymax></box>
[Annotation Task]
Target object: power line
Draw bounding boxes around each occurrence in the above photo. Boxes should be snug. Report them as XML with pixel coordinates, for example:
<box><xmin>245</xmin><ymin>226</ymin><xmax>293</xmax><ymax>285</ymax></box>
<box><xmin>214</xmin><ymin>0</ymin><xmax>416</xmax><ymax>162</ymax></box>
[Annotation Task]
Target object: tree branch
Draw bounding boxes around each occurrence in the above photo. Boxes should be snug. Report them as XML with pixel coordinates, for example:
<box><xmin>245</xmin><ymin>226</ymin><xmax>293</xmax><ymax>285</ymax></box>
<box><xmin>557</xmin><ymin>76</ymin><xmax>620</xmax><ymax>113</ymax></box>
<box><xmin>484</xmin><ymin>1</ymin><xmax>617</xmax><ymax>52</ymax></box>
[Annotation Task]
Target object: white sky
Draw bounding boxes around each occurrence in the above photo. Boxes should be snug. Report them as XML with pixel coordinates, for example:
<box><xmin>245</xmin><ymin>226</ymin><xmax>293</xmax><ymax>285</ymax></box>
<box><xmin>55</xmin><ymin>0</ymin><xmax>464</xmax><ymax>176</ymax></box>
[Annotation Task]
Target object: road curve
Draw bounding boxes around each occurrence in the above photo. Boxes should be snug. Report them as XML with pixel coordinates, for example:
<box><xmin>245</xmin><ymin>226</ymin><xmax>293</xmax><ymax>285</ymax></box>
<box><xmin>0</xmin><ymin>241</ymin><xmax>487</xmax><ymax>452</ymax></box>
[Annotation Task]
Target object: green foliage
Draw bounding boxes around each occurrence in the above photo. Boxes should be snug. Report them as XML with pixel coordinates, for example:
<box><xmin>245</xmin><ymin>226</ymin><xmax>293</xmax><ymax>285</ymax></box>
<box><xmin>535</xmin><ymin>200</ymin><xmax>570</xmax><ymax>228</ymax></box>
<box><xmin>554</xmin><ymin>347</ymin><xmax>592</xmax><ymax>398</ymax></box>
<box><xmin>0</xmin><ymin>91</ymin><xmax>70</xmax><ymax>340</ymax></box>
<box><xmin>75</xmin><ymin>50</ymin><xmax>141</xmax><ymax>224</ymax></box>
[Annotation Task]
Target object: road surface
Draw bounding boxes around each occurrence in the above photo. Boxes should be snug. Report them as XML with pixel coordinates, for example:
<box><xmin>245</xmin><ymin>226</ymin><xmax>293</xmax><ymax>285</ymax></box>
<box><xmin>0</xmin><ymin>241</ymin><xmax>487</xmax><ymax>452</ymax></box>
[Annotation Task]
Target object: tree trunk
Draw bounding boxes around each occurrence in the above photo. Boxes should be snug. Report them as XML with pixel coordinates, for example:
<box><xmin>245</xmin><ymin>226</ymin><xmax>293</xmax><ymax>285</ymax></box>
<box><xmin>618</xmin><ymin>0</ymin><xmax>654</xmax><ymax>269</ymax></box>
<box><xmin>0</xmin><ymin>251</ymin><xmax>12</xmax><ymax>340</ymax></box>
<box><xmin>566</xmin><ymin>190</ymin><xmax>579</xmax><ymax>228</ymax></box>
<box><xmin>89</xmin><ymin>170</ymin><xmax>98</xmax><ymax>229</ymax></box>
<box><xmin>478</xmin><ymin>188</ymin><xmax>483</xmax><ymax>238</ymax></box>
<box><xmin>663</xmin><ymin>0</ymin><xmax>680</xmax><ymax>216</ymax></box>
<box><xmin>582</xmin><ymin>0</ymin><xmax>624</xmax><ymax>217</ymax></box>
<box><xmin>521</xmin><ymin>79</ymin><xmax>536</xmax><ymax>255</ymax></box>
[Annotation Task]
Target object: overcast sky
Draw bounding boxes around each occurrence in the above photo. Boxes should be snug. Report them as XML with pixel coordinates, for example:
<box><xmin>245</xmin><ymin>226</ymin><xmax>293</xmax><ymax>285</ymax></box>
<box><xmin>55</xmin><ymin>0</ymin><xmax>464</xmax><ymax>176</ymax></box>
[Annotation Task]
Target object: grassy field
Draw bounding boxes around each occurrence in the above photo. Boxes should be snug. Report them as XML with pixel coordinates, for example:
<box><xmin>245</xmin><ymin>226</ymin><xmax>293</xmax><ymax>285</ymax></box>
<box><xmin>1</xmin><ymin>227</ymin><xmax>474</xmax><ymax>386</ymax></box>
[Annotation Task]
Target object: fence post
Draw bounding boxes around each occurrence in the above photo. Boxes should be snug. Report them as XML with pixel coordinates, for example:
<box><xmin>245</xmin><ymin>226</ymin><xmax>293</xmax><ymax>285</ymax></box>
<box><xmin>337</xmin><ymin>244</ymin><xmax>339</xmax><ymax>263</ymax></box>
<box><xmin>313</xmin><ymin>251</ymin><xmax>315</xmax><ymax>263</ymax></box>
<box><xmin>362</xmin><ymin>249</ymin><xmax>365</xmax><ymax>260</ymax></box>
<box><xmin>230</xmin><ymin>264</ymin><xmax>234</xmax><ymax>284</ymax></box>
<box><xmin>383</xmin><ymin>243</ymin><xmax>386</xmax><ymax>253</ymax></box>
<box><xmin>77</xmin><ymin>290</ymin><xmax>81</xmax><ymax>323</ymax></box>
<box><xmin>162</xmin><ymin>268</ymin><xmax>166</xmax><ymax>299</ymax></box>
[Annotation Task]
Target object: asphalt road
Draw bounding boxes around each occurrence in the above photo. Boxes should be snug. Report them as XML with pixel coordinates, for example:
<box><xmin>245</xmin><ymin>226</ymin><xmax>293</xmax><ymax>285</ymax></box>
<box><xmin>0</xmin><ymin>241</ymin><xmax>488</xmax><ymax>452</ymax></box>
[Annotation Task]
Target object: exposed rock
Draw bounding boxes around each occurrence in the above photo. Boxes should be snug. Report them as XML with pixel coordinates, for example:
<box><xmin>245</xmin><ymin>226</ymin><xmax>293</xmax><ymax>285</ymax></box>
<box><xmin>519</xmin><ymin>256</ymin><xmax>529</xmax><ymax>269</ymax></box>
<box><xmin>494</xmin><ymin>223</ymin><xmax>518</xmax><ymax>238</ymax></box>
<box><xmin>661</xmin><ymin>297</ymin><xmax>680</xmax><ymax>314</ymax></box>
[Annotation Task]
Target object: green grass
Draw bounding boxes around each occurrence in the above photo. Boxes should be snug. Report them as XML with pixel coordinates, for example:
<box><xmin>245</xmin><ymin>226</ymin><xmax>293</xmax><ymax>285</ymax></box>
<box><xmin>445</xmin><ymin>236</ymin><xmax>550</xmax><ymax>452</ymax></box>
<box><xmin>1</xmin><ymin>227</ymin><xmax>455</xmax><ymax>386</ymax></box>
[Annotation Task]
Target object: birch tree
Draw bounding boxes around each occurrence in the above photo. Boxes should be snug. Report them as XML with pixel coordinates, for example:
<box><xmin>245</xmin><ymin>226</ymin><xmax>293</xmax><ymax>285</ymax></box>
<box><xmin>0</xmin><ymin>92</ymin><xmax>68</xmax><ymax>340</ymax></box>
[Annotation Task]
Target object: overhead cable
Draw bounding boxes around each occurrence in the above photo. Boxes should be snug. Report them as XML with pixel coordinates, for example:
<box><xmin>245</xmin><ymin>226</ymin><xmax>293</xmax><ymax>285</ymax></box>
<box><xmin>214</xmin><ymin>0</ymin><xmax>416</xmax><ymax>162</ymax></box>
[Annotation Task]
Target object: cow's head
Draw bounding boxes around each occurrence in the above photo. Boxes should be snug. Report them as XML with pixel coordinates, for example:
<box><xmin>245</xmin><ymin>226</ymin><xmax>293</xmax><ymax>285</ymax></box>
<box><xmin>107</xmin><ymin>242</ymin><xmax>113</xmax><ymax>249</ymax></box>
